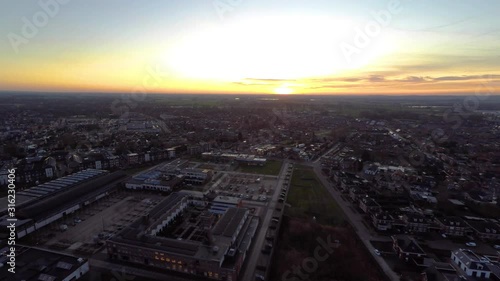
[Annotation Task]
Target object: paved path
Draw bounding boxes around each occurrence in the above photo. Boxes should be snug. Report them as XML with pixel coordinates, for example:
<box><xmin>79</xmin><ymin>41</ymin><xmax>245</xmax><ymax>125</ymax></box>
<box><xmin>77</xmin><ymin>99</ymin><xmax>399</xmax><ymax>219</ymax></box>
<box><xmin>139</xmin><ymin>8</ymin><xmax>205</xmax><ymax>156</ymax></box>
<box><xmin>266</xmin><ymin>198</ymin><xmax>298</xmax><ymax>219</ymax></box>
<box><xmin>240</xmin><ymin>160</ymin><xmax>290</xmax><ymax>281</ymax></box>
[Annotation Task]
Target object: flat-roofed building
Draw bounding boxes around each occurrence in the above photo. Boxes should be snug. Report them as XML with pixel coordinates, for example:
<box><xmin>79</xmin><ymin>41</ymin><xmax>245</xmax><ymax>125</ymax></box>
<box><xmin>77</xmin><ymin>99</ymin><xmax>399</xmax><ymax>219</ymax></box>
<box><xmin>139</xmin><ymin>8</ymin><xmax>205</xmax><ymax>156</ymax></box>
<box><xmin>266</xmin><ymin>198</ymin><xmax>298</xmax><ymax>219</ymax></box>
<box><xmin>466</xmin><ymin>220</ymin><xmax>500</xmax><ymax>241</ymax></box>
<box><xmin>106</xmin><ymin>193</ymin><xmax>257</xmax><ymax>281</ymax></box>
<box><xmin>0</xmin><ymin>246</ymin><xmax>89</xmax><ymax>281</ymax></box>
<box><xmin>210</xmin><ymin>196</ymin><xmax>242</xmax><ymax>215</ymax></box>
<box><xmin>0</xmin><ymin>170</ymin><xmax>126</xmax><ymax>239</ymax></box>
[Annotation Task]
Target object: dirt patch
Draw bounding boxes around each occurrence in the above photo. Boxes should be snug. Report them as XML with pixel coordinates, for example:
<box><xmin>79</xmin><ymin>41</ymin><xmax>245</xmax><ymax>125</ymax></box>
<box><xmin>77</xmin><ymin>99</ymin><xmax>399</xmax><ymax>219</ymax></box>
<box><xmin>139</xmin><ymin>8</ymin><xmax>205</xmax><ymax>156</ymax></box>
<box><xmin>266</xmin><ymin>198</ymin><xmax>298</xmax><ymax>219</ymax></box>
<box><xmin>270</xmin><ymin>217</ymin><xmax>386</xmax><ymax>281</ymax></box>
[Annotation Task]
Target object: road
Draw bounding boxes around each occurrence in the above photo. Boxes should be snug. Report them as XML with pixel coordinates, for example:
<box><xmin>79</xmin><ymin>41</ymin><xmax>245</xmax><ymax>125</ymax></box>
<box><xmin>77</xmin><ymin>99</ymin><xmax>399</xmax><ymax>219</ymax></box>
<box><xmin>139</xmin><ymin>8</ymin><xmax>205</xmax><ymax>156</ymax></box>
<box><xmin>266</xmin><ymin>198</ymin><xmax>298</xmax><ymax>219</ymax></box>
<box><xmin>240</xmin><ymin>160</ymin><xmax>290</xmax><ymax>281</ymax></box>
<box><xmin>307</xmin><ymin>162</ymin><xmax>400</xmax><ymax>281</ymax></box>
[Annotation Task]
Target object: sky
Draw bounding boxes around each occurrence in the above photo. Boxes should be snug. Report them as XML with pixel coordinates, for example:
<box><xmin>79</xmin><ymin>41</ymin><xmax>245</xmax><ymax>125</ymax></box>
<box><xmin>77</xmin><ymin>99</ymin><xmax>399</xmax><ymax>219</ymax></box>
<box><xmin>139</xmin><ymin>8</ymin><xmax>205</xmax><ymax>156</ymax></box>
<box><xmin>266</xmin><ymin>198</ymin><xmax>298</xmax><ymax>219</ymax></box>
<box><xmin>1</xmin><ymin>0</ymin><xmax>499</xmax><ymax>95</ymax></box>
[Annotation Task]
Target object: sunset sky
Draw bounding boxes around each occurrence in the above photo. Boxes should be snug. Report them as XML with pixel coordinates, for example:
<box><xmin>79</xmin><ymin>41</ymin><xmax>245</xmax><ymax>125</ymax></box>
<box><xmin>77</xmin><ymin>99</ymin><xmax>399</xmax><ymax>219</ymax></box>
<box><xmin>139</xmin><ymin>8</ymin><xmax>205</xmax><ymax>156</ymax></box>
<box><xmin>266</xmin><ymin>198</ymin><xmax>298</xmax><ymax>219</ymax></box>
<box><xmin>1</xmin><ymin>0</ymin><xmax>499</xmax><ymax>95</ymax></box>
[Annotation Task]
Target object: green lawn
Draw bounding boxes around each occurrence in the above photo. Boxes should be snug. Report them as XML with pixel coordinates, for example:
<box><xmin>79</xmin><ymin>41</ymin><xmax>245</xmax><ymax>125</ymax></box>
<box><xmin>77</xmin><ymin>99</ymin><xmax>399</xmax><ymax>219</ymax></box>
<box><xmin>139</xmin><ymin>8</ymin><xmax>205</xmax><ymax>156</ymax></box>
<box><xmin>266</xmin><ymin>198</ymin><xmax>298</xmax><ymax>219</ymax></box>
<box><xmin>238</xmin><ymin>160</ymin><xmax>283</xmax><ymax>176</ymax></box>
<box><xmin>285</xmin><ymin>165</ymin><xmax>345</xmax><ymax>225</ymax></box>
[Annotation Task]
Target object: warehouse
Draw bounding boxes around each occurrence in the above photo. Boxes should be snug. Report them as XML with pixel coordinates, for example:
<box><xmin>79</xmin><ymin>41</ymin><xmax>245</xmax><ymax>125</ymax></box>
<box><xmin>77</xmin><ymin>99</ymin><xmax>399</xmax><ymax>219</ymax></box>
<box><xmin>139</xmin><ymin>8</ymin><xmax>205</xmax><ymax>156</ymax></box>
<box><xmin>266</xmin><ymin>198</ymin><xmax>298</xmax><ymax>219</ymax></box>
<box><xmin>0</xmin><ymin>169</ymin><xmax>126</xmax><ymax>239</ymax></box>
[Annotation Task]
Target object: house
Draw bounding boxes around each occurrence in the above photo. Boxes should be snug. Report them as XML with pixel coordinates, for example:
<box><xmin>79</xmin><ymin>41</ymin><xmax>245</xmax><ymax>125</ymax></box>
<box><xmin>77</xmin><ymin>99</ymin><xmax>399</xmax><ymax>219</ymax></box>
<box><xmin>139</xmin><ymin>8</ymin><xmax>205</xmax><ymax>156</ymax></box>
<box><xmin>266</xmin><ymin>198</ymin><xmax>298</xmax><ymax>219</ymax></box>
<box><xmin>466</xmin><ymin>220</ymin><xmax>500</xmax><ymax>241</ymax></box>
<box><xmin>404</xmin><ymin>213</ymin><xmax>431</xmax><ymax>233</ymax></box>
<box><xmin>127</xmin><ymin>153</ymin><xmax>139</xmax><ymax>165</ymax></box>
<box><xmin>420</xmin><ymin>262</ymin><xmax>461</xmax><ymax>281</ymax></box>
<box><xmin>435</xmin><ymin>216</ymin><xmax>469</xmax><ymax>237</ymax></box>
<box><xmin>450</xmin><ymin>249</ymin><xmax>492</xmax><ymax>279</ymax></box>
<box><xmin>349</xmin><ymin>187</ymin><xmax>367</xmax><ymax>203</ymax></box>
<box><xmin>359</xmin><ymin>197</ymin><xmax>381</xmax><ymax>214</ymax></box>
<box><xmin>372</xmin><ymin>212</ymin><xmax>393</xmax><ymax>231</ymax></box>
<box><xmin>392</xmin><ymin>235</ymin><xmax>427</xmax><ymax>262</ymax></box>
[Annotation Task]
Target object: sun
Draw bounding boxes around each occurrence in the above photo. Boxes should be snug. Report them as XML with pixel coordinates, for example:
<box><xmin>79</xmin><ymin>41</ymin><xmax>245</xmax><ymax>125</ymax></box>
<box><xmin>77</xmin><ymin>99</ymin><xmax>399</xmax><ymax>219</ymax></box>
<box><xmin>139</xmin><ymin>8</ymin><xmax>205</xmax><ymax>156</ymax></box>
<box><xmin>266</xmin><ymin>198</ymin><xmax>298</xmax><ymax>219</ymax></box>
<box><xmin>274</xmin><ymin>86</ymin><xmax>294</xmax><ymax>95</ymax></box>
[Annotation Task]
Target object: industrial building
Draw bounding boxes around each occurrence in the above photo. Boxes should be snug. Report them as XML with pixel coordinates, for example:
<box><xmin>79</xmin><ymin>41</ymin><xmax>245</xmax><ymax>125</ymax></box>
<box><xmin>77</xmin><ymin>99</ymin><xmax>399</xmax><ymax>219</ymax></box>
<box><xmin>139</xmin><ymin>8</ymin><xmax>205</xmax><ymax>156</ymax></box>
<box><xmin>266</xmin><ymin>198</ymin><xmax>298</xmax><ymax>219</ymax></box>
<box><xmin>0</xmin><ymin>169</ymin><xmax>126</xmax><ymax>239</ymax></box>
<box><xmin>0</xmin><ymin>246</ymin><xmax>89</xmax><ymax>281</ymax></box>
<box><xmin>210</xmin><ymin>196</ymin><xmax>242</xmax><ymax>215</ymax></box>
<box><xmin>201</xmin><ymin>152</ymin><xmax>267</xmax><ymax>166</ymax></box>
<box><xmin>125</xmin><ymin>160</ymin><xmax>212</xmax><ymax>192</ymax></box>
<box><xmin>106</xmin><ymin>192</ymin><xmax>258</xmax><ymax>281</ymax></box>
<box><xmin>126</xmin><ymin>170</ymin><xmax>184</xmax><ymax>192</ymax></box>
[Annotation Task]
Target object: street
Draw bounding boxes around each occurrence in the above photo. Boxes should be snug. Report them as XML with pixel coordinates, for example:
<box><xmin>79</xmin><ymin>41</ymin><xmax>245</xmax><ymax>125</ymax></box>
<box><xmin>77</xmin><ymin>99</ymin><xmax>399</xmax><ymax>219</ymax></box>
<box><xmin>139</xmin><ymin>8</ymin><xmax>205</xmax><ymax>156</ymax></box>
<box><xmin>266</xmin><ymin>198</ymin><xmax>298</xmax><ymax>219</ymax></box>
<box><xmin>240</xmin><ymin>160</ymin><xmax>290</xmax><ymax>281</ymax></box>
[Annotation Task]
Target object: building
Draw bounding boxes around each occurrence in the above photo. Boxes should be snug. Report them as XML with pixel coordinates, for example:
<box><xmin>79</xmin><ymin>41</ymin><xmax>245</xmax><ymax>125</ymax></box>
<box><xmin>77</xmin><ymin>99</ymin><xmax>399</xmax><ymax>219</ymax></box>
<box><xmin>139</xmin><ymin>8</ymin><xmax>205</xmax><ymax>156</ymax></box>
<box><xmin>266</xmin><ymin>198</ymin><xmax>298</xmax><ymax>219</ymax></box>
<box><xmin>404</xmin><ymin>213</ymin><xmax>431</xmax><ymax>233</ymax></box>
<box><xmin>372</xmin><ymin>212</ymin><xmax>393</xmax><ymax>231</ymax></box>
<box><xmin>201</xmin><ymin>152</ymin><xmax>267</xmax><ymax>166</ymax></box>
<box><xmin>359</xmin><ymin>197</ymin><xmax>381</xmax><ymax>214</ymax></box>
<box><xmin>182</xmin><ymin>168</ymin><xmax>212</xmax><ymax>185</ymax></box>
<box><xmin>466</xmin><ymin>220</ymin><xmax>500</xmax><ymax>241</ymax></box>
<box><xmin>392</xmin><ymin>235</ymin><xmax>427</xmax><ymax>262</ymax></box>
<box><xmin>106</xmin><ymin>193</ymin><xmax>258</xmax><ymax>281</ymax></box>
<box><xmin>435</xmin><ymin>217</ymin><xmax>470</xmax><ymax>237</ymax></box>
<box><xmin>127</xmin><ymin>153</ymin><xmax>139</xmax><ymax>165</ymax></box>
<box><xmin>420</xmin><ymin>262</ymin><xmax>461</xmax><ymax>281</ymax></box>
<box><xmin>0</xmin><ymin>246</ymin><xmax>89</xmax><ymax>281</ymax></box>
<box><xmin>0</xmin><ymin>169</ymin><xmax>126</xmax><ymax>239</ymax></box>
<box><xmin>159</xmin><ymin>160</ymin><xmax>212</xmax><ymax>185</ymax></box>
<box><xmin>210</xmin><ymin>196</ymin><xmax>242</xmax><ymax>215</ymax></box>
<box><xmin>451</xmin><ymin>249</ymin><xmax>492</xmax><ymax>279</ymax></box>
<box><xmin>126</xmin><ymin>170</ymin><xmax>183</xmax><ymax>192</ymax></box>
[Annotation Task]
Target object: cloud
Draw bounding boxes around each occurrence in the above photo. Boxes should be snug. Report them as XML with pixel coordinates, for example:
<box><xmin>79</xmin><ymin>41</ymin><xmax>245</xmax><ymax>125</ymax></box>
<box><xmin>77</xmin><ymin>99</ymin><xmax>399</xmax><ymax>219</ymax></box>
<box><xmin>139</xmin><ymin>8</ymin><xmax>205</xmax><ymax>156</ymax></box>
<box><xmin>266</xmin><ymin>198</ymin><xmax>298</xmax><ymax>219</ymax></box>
<box><xmin>395</xmin><ymin>76</ymin><xmax>428</xmax><ymax>83</ymax></box>
<box><xmin>368</xmin><ymin>75</ymin><xmax>385</xmax><ymax>82</ymax></box>
<box><xmin>232</xmin><ymin>73</ymin><xmax>500</xmax><ymax>92</ymax></box>
<box><xmin>233</xmin><ymin>78</ymin><xmax>297</xmax><ymax>86</ymax></box>
<box><xmin>432</xmin><ymin>74</ymin><xmax>500</xmax><ymax>81</ymax></box>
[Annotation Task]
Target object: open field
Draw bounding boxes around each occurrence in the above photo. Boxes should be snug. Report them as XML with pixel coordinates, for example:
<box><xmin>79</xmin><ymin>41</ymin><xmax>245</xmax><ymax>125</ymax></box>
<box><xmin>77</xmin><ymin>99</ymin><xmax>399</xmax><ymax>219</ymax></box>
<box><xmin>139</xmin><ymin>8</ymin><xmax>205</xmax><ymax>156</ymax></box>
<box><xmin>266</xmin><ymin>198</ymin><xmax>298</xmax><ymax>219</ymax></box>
<box><xmin>237</xmin><ymin>160</ymin><xmax>283</xmax><ymax>176</ymax></box>
<box><xmin>270</xmin><ymin>218</ymin><xmax>385</xmax><ymax>281</ymax></box>
<box><xmin>285</xmin><ymin>165</ymin><xmax>345</xmax><ymax>225</ymax></box>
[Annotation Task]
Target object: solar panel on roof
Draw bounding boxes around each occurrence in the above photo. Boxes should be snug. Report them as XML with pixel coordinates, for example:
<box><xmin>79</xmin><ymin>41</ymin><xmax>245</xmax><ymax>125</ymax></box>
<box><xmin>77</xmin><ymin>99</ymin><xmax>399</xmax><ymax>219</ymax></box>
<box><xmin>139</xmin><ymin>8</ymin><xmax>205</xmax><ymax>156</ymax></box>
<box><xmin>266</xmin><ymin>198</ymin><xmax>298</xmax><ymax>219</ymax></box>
<box><xmin>35</xmin><ymin>187</ymin><xmax>52</xmax><ymax>192</ymax></box>
<box><xmin>21</xmin><ymin>191</ymin><xmax>42</xmax><ymax>198</ymax></box>
<box><xmin>56</xmin><ymin>261</ymin><xmax>73</xmax><ymax>270</ymax></box>
<box><xmin>27</xmin><ymin>189</ymin><xmax>49</xmax><ymax>195</ymax></box>
<box><xmin>18</xmin><ymin>192</ymin><xmax>41</xmax><ymax>198</ymax></box>
<box><xmin>38</xmin><ymin>273</ymin><xmax>56</xmax><ymax>281</ymax></box>
<box><xmin>59</xmin><ymin>177</ymin><xmax>79</xmax><ymax>181</ymax></box>
<box><xmin>44</xmin><ymin>184</ymin><xmax>63</xmax><ymax>190</ymax></box>
<box><xmin>47</xmin><ymin>181</ymin><xmax>67</xmax><ymax>185</ymax></box>
<box><xmin>52</xmin><ymin>179</ymin><xmax>68</xmax><ymax>184</ymax></box>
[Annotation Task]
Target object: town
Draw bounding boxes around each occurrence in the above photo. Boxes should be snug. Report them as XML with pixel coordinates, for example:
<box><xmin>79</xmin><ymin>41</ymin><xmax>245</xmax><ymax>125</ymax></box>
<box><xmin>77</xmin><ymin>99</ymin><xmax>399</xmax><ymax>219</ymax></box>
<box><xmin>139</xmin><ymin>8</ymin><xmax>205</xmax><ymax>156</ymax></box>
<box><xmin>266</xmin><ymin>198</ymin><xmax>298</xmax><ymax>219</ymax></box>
<box><xmin>0</xmin><ymin>92</ymin><xmax>499</xmax><ymax>281</ymax></box>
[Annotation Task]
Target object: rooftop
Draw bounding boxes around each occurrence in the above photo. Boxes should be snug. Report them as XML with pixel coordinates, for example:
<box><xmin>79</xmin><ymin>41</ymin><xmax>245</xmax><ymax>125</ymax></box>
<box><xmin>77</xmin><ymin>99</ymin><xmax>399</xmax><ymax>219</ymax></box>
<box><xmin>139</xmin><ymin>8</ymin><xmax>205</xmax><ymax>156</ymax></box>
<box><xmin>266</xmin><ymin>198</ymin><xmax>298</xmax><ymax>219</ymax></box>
<box><xmin>0</xmin><ymin>246</ymin><xmax>87</xmax><ymax>281</ymax></box>
<box><xmin>213</xmin><ymin>196</ymin><xmax>241</xmax><ymax>205</ymax></box>
<box><xmin>109</xmin><ymin>193</ymin><xmax>251</xmax><ymax>262</ymax></box>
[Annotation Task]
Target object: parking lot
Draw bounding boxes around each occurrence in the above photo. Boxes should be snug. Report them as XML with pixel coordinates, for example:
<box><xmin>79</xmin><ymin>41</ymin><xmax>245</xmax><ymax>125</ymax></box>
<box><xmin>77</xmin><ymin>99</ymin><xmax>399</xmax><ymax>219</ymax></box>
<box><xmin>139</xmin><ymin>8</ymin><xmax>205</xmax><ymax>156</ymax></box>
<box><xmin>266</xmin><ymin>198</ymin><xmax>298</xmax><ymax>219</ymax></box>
<box><xmin>209</xmin><ymin>172</ymin><xmax>279</xmax><ymax>203</ymax></box>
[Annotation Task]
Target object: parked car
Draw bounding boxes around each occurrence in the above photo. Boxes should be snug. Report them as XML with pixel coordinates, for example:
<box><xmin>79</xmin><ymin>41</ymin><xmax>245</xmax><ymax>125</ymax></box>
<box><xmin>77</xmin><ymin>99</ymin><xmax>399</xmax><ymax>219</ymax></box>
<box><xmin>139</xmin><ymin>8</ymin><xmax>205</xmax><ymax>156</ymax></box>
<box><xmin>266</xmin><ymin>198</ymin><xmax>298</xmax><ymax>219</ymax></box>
<box><xmin>374</xmin><ymin>249</ymin><xmax>381</xmax><ymax>256</ymax></box>
<box><xmin>494</xmin><ymin>245</ymin><xmax>500</xmax><ymax>250</ymax></box>
<box><xmin>466</xmin><ymin>242</ymin><xmax>477</xmax><ymax>247</ymax></box>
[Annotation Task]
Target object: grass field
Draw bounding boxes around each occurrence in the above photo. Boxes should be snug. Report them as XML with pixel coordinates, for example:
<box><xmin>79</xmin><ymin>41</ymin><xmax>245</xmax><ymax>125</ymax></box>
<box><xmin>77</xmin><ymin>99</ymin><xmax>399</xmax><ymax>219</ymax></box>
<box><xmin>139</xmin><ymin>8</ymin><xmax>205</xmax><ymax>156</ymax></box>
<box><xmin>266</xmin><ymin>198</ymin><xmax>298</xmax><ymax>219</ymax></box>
<box><xmin>237</xmin><ymin>160</ymin><xmax>283</xmax><ymax>176</ymax></box>
<box><xmin>285</xmin><ymin>165</ymin><xmax>345</xmax><ymax>225</ymax></box>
